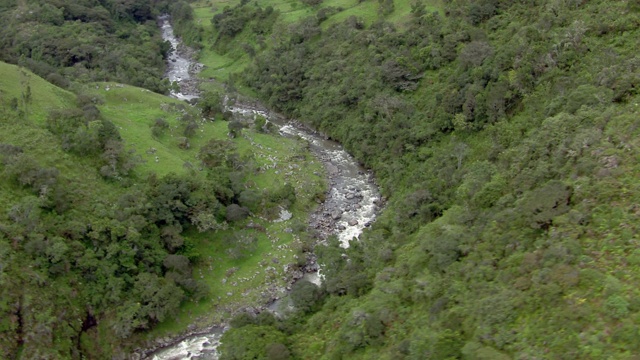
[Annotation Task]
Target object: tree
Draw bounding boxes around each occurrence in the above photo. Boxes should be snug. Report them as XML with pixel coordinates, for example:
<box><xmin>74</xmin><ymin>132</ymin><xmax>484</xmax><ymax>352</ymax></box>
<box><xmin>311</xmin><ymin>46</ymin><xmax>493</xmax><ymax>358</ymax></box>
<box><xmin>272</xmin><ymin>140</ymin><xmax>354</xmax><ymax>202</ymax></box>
<box><xmin>151</xmin><ymin>117</ymin><xmax>169</xmax><ymax>137</ymax></box>
<box><xmin>290</xmin><ymin>280</ymin><xmax>324</xmax><ymax>313</ymax></box>
<box><xmin>226</xmin><ymin>204</ymin><xmax>250</xmax><ymax>222</ymax></box>
<box><xmin>218</xmin><ymin>325</ymin><xmax>288</xmax><ymax>360</ymax></box>
<box><xmin>8</xmin><ymin>196</ymin><xmax>41</xmax><ymax>234</ymax></box>
<box><xmin>228</xmin><ymin>120</ymin><xmax>244</xmax><ymax>138</ymax></box>
<box><xmin>516</xmin><ymin>180</ymin><xmax>572</xmax><ymax>230</ymax></box>
<box><xmin>190</xmin><ymin>211</ymin><xmax>228</xmax><ymax>232</ymax></box>
<box><xmin>199</xmin><ymin>91</ymin><xmax>223</xmax><ymax>117</ymax></box>
<box><xmin>198</xmin><ymin>139</ymin><xmax>237</xmax><ymax>169</ymax></box>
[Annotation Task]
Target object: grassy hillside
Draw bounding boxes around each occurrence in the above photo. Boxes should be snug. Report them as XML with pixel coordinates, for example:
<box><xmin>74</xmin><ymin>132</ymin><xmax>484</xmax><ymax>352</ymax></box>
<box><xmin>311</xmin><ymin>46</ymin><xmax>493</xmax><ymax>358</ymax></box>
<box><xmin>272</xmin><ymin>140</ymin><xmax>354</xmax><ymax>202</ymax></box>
<box><xmin>0</xmin><ymin>61</ymin><xmax>76</xmax><ymax>122</ymax></box>
<box><xmin>0</xmin><ymin>60</ymin><xmax>326</xmax><ymax>358</ymax></box>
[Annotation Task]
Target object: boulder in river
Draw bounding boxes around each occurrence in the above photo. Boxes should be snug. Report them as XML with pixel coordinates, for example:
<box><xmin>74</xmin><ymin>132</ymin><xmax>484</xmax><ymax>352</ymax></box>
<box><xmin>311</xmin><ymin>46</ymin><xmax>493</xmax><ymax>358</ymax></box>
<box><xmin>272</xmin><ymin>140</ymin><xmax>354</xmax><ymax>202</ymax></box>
<box><xmin>327</xmin><ymin>163</ymin><xmax>339</xmax><ymax>176</ymax></box>
<box><xmin>348</xmin><ymin>219</ymin><xmax>358</xmax><ymax>226</ymax></box>
<box><xmin>331</xmin><ymin>210</ymin><xmax>342</xmax><ymax>220</ymax></box>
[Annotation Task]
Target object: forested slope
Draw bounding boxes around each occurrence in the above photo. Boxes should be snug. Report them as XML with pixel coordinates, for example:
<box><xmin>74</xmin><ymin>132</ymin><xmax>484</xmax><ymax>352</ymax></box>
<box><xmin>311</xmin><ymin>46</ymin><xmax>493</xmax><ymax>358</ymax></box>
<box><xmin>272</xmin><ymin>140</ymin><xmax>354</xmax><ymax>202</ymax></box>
<box><xmin>0</xmin><ymin>0</ymin><xmax>170</xmax><ymax>93</ymax></box>
<box><xmin>0</xmin><ymin>60</ymin><xmax>214</xmax><ymax>358</ymax></box>
<box><xmin>2</xmin><ymin>0</ymin><xmax>640</xmax><ymax>358</ymax></box>
<box><xmin>0</xmin><ymin>1</ymin><xmax>333</xmax><ymax>358</ymax></box>
<box><xmin>180</xmin><ymin>0</ymin><xmax>640</xmax><ymax>358</ymax></box>
<box><xmin>0</xmin><ymin>28</ymin><xmax>322</xmax><ymax>360</ymax></box>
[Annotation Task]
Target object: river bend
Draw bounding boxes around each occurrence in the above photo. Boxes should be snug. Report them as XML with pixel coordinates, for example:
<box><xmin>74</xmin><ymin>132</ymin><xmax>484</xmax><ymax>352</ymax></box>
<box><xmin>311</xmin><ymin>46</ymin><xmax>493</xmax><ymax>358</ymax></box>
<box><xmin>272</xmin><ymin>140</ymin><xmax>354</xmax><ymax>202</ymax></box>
<box><xmin>147</xmin><ymin>16</ymin><xmax>381</xmax><ymax>360</ymax></box>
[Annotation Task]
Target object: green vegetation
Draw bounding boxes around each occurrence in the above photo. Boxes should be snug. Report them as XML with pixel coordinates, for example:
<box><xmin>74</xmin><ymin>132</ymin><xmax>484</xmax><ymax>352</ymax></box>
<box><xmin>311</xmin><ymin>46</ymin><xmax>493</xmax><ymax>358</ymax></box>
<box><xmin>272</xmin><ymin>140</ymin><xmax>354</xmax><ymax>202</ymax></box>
<box><xmin>169</xmin><ymin>0</ymin><xmax>640</xmax><ymax>359</ymax></box>
<box><xmin>0</xmin><ymin>0</ymin><xmax>172</xmax><ymax>93</ymax></box>
<box><xmin>0</xmin><ymin>43</ymin><xmax>324</xmax><ymax>359</ymax></box>
<box><xmin>4</xmin><ymin>0</ymin><xmax>640</xmax><ymax>358</ymax></box>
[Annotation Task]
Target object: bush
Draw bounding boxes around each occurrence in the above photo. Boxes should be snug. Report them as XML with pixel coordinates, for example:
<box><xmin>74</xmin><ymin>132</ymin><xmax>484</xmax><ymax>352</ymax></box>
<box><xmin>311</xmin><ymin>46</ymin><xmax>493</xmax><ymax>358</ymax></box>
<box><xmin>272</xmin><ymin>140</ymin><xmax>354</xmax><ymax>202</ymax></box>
<box><xmin>46</xmin><ymin>73</ymin><xmax>70</xmax><ymax>89</ymax></box>
<box><xmin>226</xmin><ymin>204</ymin><xmax>250</xmax><ymax>222</ymax></box>
<box><xmin>290</xmin><ymin>280</ymin><xmax>324</xmax><ymax>313</ymax></box>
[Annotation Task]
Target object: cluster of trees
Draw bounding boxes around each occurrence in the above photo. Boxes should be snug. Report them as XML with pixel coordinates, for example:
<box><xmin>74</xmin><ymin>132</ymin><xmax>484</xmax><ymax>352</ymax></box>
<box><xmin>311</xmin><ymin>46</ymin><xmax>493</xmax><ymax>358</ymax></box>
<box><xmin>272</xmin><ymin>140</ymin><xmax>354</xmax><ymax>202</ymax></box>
<box><xmin>1</xmin><ymin>0</ymin><xmax>638</xmax><ymax>357</ymax></box>
<box><xmin>0</xmin><ymin>97</ymin><xmax>213</xmax><ymax>356</ymax></box>
<box><xmin>46</xmin><ymin>94</ymin><xmax>141</xmax><ymax>180</ymax></box>
<box><xmin>0</xmin><ymin>1</ymin><xmax>313</xmax><ymax>357</ymax></box>
<box><xmin>211</xmin><ymin>0</ymin><xmax>279</xmax><ymax>41</ymax></box>
<box><xmin>161</xmin><ymin>0</ymin><xmax>204</xmax><ymax>48</ymax></box>
<box><xmin>0</xmin><ymin>0</ymin><xmax>170</xmax><ymax>93</ymax></box>
<box><xmin>0</xmin><ymin>77</ymin><xmax>305</xmax><ymax>357</ymax></box>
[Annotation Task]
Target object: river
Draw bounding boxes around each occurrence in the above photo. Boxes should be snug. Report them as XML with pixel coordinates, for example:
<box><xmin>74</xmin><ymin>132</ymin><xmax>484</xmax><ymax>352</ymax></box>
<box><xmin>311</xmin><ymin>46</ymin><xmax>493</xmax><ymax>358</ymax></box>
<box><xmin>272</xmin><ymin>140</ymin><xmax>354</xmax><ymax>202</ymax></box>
<box><xmin>147</xmin><ymin>16</ymin><xmax>380</xmax><ymax>360</ymax></box>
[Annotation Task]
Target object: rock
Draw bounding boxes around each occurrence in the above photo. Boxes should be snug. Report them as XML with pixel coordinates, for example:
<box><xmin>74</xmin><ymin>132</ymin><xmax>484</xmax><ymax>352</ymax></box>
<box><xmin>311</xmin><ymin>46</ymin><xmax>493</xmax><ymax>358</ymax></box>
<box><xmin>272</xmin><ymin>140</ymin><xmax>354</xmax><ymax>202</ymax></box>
<box><xmin>338</xmin><ymin>225</ymin><xmax>346</xmax><ymax>231</ymax></box>
<box><xmin>331</xmin><ymin>210</ymin><xmax>342</xmax><ymax>220</ymax></box>
<box><xmin>348</xmin><ymin>219</ymin><xmax>358</xmax><ymax>226</ymax></box>
<box><xmin>327</xmin><ymin>163</ymin><xmax>339</xmax><ymax>176</ymax></box>
<box><xmin>346</xmin><ymin>193</ymin><xmax>354</xmax><ymax>200</ymax></box>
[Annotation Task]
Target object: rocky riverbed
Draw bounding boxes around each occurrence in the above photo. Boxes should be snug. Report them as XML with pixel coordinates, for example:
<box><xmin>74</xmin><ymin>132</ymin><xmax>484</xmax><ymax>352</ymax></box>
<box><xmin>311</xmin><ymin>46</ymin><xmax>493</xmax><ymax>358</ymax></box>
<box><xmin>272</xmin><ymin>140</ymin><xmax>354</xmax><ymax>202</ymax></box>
<box><xmin>139</xmin><ymin>16</ymin><xmax>382</xmax><ymax>360</ymax></box>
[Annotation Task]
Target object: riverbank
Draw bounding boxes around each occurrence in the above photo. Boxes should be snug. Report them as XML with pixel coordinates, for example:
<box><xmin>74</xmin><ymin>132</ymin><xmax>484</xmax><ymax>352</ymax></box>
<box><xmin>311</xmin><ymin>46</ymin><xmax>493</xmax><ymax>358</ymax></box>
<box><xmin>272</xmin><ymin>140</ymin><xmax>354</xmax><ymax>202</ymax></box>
<box><xmin>134</xmin><ymin>16</ymin><xmax>382</xmax><ymax>360</ymax></box>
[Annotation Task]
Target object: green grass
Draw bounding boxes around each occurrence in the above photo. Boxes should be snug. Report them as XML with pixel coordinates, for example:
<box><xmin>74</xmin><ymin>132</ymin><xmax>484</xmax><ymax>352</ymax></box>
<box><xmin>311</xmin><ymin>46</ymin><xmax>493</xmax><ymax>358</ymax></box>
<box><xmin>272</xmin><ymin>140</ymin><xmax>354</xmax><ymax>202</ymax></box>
<box><xmin>0</xmin><ymin>61</ymin><xmax>76</xmax><ymax>123</ymax></box>
<box><xmin>0</xmin><ymin>62</ymin><xmax>121</xmax><ymax>210</ymax></box>
<box><xmin>143</xmin><ymin>125</ymin><xmax>326</xmax><ymax>338</ymax></box>
<box><xmin>87</xmin><ymin>82</ymin><xmax>212</xmax><ymax>177</ymax></box>
<box><xmin>84</xmin><ymin>82</ymin><xmax>326</xmax><ymax>341</ymax></box>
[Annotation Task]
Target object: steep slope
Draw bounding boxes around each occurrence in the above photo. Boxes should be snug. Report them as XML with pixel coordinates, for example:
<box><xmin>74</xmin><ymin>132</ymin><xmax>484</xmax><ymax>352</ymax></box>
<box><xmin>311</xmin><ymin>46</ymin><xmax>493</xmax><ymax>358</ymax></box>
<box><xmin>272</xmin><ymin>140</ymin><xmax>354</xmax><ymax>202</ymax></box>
<box><xmin>0</xmin><ymin>61</ymin><xmax>326</xmax><ymax>358</ymax></box>
<box><xmin>175</xmin><ymin>0</ymin><xmax>640</xmax><ymax>358</ymax></box>
<box><xmin>0</xmin><ymin>0</ymin><xmax>169</xmax><ymax>93</ymax></box>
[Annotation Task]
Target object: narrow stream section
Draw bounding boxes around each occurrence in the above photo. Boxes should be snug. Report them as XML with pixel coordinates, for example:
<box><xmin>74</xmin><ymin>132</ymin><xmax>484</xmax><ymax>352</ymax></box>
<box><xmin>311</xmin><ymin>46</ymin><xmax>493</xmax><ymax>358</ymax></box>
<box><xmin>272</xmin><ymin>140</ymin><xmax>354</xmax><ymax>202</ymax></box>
<box><xmin>147</xmin><ymin>16</ymin><xmax>380</xmax><ymax>360</ymax></box>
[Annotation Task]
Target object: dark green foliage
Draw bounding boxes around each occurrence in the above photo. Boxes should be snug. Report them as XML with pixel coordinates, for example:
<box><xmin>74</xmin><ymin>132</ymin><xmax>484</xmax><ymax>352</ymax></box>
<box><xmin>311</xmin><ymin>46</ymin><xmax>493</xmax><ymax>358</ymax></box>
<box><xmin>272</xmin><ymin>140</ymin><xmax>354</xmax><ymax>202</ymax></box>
<box><xmin>198</xmin><ymin>90</ymin><xmax>223</xmax><ymax>117</ymax></box>
<box><xmin>238</xmin><ymin>189</ymin><xmax>262</xmax><ymax>212</ymax></box>
<box><xmin>254</xmin><ymin>115</ymin><xmax>267</xmax><ymax>132</ymax></box>
<box><xmin>227</xmin><ymin>120</ymin><xmax>244</xmax><ymax>138</ymax></box>
<box><xmin>269</xmin><ymin>182</ymin><xmax>296</xmax><ymax>208</ymax></box>
<box><xmin>199</xmin><ymin>138</ymin><xmax>237</xmax><ymax>169</ymax></box>
<box><xmin>2</xmin><ymin>0</ymin><xmax>640</xmax><ymax>357</ymax></box>
<box><xmin>225</xmin><ymin>203</ymin><xmax>249</xmax><ymax>222</ymax></box>
<box><xmin>0</xmin><ymin>128</ymin><xmax>231</xmax><ymax>356</ymax></box>
<box><xmin>301</xmin><ymin>0</ymin><xmax>323</xmax><ymax>7</ymax></box>
<box><xmin>46</xmin><ymin>101</ymin><xmax>142</xmax><ymax>180</ymax></box>
<box><xmin>211</xmin><ymin>1</ymin><xmax>279</xmax><ymax>44</ymax></box>
<box><xmin>225</xmin><ymin>0</ymin><xmax>640</xmax><ymax>358</ymax></box>
<box><xmin>290</xmin><ymin>280</ymin><xmax>324</xmax><ymax>313</ymax></box>
<box><xmin>152</xmin><ymin>117</ymin><xmax>169</xmax><ymax>137</ymax></box>
<box><xmin>0</xmin><ymin>0</ymin><xmax>169</xmax><ymax>93</ymax></box>
<box><xmin>218</xmin><ymin>325</ymin><xmax>289</xmax><ymax>360</ymax></box>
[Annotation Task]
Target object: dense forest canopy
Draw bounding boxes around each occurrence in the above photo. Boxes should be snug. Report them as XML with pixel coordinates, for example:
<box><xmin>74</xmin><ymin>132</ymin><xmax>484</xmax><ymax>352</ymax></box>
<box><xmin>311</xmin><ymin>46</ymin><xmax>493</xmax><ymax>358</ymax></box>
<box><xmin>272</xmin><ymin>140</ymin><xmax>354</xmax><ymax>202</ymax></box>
<box><xmin>184</xmin><ymin>0</ymin><xmax>640</xmax><ymax>358</ymax></box>
<box><xmin>0</xmin><ymin>0</ymin><xmax>170</xmax><ymax>92</ymax></box>
<box><xmin>2</xmin><ymin>0</ymin><xmax>640</xmax><ymax>358</ymax></box>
